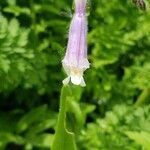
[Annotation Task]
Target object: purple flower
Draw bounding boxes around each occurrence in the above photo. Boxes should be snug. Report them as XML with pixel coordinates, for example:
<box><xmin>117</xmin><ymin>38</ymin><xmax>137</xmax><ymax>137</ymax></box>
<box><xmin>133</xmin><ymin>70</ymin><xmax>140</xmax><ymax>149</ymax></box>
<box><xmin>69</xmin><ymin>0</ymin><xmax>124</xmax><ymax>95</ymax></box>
<box><xmin>62</xmin><ymin>0</ymin><xmax>90</xmax><ymax>87</ymax></box>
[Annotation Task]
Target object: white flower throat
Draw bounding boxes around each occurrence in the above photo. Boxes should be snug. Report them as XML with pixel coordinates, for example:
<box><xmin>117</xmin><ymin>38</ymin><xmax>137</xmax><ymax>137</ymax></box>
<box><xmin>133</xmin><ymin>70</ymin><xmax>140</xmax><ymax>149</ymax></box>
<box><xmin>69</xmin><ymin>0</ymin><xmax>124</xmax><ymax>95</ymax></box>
<box><xmin>62</xmin><ymin>66</ymin><xmax>86</xmax><ymax>87</ymax></box>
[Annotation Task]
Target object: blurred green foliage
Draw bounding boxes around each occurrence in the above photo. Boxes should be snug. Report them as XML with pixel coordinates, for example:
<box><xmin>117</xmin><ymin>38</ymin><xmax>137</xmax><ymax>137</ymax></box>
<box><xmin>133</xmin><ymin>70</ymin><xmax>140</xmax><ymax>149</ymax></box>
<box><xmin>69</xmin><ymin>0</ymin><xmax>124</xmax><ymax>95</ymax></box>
<box><xmin>0</xmin><ymin>0</ymin><xmax>150</xmax><ymax>150</ymax></box>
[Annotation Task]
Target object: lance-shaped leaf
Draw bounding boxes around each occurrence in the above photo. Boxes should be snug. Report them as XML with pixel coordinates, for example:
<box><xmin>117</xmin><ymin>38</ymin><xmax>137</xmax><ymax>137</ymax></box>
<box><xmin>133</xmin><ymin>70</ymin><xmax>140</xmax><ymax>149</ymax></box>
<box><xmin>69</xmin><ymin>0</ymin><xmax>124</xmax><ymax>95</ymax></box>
<box><xmin>51</xmin><ymin>86</ymin><xmax>77</xmax><ymax>150</ymax></box>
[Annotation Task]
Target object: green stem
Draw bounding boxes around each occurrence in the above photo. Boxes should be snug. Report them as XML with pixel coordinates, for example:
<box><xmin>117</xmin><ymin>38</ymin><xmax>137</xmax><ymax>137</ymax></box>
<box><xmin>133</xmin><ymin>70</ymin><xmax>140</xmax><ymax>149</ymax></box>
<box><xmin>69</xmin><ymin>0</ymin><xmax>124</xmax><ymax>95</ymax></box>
<box><xmin>30</xmin><ymin>0</ymin><xmax>36</xmax><ymax>30</ymax></box>
<box><xmin>134</xmin><ymin>88</ymin><xmax>150</xmax><ymax>107</ymax></box>
<box><xmin>55</xmin><ymin>86</ymin><xmax>68</xmax><ymax>132</ymax></box>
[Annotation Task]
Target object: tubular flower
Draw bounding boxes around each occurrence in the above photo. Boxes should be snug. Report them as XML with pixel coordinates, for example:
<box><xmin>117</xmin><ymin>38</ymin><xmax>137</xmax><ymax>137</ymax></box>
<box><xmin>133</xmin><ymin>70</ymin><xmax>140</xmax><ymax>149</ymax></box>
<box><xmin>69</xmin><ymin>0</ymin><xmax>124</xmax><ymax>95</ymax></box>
<box><xmin>62</xmin><ymin>0</ymin><xmax>90</xmax><ymax>87</ymax></box>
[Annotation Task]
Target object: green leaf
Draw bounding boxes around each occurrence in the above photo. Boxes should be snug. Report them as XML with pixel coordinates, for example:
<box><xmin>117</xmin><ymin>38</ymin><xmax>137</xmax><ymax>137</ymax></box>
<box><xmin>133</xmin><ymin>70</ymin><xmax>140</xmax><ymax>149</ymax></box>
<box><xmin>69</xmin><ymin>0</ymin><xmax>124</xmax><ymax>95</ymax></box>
<box><xmin>16</xmin><ymin>105</ymin><xmax>48</xmax><ymax>133</ymax></box>
<box><xmin>7</xmin><ymin>0</ymin><xmax>16</xmax><ymax>6</ymax></box>
<box><xmin>0</xmin><ymin>55</ymin><xmax>10</xmax><ymax>73</ymax></box>
<box><xmin>51</xmin><ymin>86</ymin><xmax>77</xmax><ymax>150</ymax></box>
<box><xmin>8</xmin><ymin>19</ymin><xmax>19</xmax><ymax>37</ymax></box>
<box><xmin>17</xmin><ymin>30</ymin><xmax>29</xmax><ymax>47</ymax></box>
<box><xmin>26</xmin><ymin>112</ymin><xmax>57</xmax><ymax>135</ymax></box>
<box><xmin>26</xmin><ymin>133</ymin><xmax>54</xmax><ymax>148</ymax></box>
<box><xmin>125</xmin><ymin>131</ymin><xmax>150</xmax><ymax>150</ymax></box>
<box><xmin>0</xmin><ymin>132</ymin><xmax>24</xmax><ymax>146</ymax></box>
<box><xmin>4</xmin><ymin>6</ymin><xmax>30</xmax><ymax>16</ymax></box>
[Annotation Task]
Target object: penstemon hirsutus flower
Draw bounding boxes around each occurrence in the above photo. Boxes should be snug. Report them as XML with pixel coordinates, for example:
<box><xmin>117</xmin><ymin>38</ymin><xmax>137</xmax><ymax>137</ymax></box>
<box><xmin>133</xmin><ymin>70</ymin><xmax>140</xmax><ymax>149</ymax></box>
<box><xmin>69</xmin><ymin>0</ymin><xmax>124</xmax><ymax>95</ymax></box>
<box><xmin>62</xmin><ymin>0</ymin><xmax>90</xmax><ymax>87</ymax></box>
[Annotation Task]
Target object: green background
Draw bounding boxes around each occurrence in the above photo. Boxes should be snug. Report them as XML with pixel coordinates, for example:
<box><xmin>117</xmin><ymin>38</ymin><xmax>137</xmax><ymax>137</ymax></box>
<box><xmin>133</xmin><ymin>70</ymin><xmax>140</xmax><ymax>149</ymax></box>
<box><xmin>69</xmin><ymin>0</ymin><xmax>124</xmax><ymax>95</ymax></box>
<box><xmin>0</xmin><ymin>0</ymin><xmax>150</xmax><ymax>149</ymax></box>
